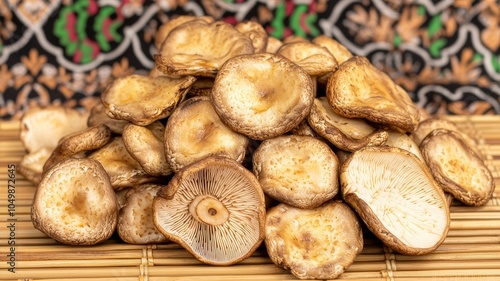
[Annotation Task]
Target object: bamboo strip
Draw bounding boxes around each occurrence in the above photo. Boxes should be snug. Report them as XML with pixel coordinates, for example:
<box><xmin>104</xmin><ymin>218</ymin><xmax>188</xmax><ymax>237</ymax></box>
<box><xmin>0</xmin><ymin>121</ymin><xmax>21</xmax><ymax>130</ymax></box>
<box><xmin>447</xmin><ymin>228</ymin><xmax>500</xmax><ymax>237</ymax></box>
<box><xmin>0</xmin><ymin>214</ymin><xmax>31</xmax><ymax>221</ymax></box>
<box><xmin>450</xmin><ymin>212</ymin><xmax>500</xmax><ymax>219</ymax></box>
<box><xmin>390</xmin><ymin>269</ymin><xmax>500</xmax><ymax>278</ymax></box>
<box><xmin>394</xmin><ymin>251</ymin><xmax>500</xmax><ymax>262</ymax></box>
<box><xmin>449</xmin><ymin>219</ymin><xmax>500</xmax><ymax>230</ymax></box>
<box><xmin>450</xmin><ymin>205</ymin><xmax>500</xmax><ymax>212</ymax></box>
<box><xmin>434</xmin><ymin>243</ymin><xmax>500</xmax><ymax>253</ymax></box>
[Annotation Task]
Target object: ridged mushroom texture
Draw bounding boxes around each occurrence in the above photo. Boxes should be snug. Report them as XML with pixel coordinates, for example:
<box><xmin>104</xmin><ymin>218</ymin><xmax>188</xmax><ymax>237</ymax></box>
<box><xmin>211</xmin><ymin>52</ymin><xmax>314</xmax><ymax>140</ymax></box>
<box><xmin>341</xmin><ymin>146</ymin><xmax>450</xmax><ymax>255</ymax></box>
<box><xmin>153</xmin><ymin>156</ymin><xmax>266</xmax><ymax>266</ymax></box>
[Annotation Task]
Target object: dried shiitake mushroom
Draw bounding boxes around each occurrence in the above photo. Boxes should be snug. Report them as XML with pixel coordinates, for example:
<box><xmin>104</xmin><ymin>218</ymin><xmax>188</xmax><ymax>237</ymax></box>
<box><xmin>20</xmin><ymin>105</ymin><xmax>89</xmax><ymax>153</ymax></box>
<box><xmin>43</xmin><ymin>124</ymin><xmax>112</xmax><ymax>172</ymax></box>
<box><xmin>117</xmin><ymin>184</ymin><xmax>169</xmax><ymax>244</ymax></box>
<box><xmin>18</xmin><ymin>147</ymin><xmax>52</xmax><ymax>184</ymax></box>
<box><xmin>188</xmin><ymin>77</ymin><xmax>214</xmax><ymax>97</ymax></box>
<box><xmin>312</xmin><ymin>35</ymin><xmax>353</xmax><ymax>64</ymax></box>
<box><xmin>341</xmin><ymin>146</ymin><xmax>450</xmax><ymax>255</ymax></box>
<box><xmin>265</xmin><ymin>201</ymin><xmax>363</xmax><ymax>280</ymax></box>
<box><xmin>235</xmin><ymin>20</ymin><xmax>268</xmax><ymax>53</ymax></box>
<box><xmin>101</xmin><ymin>74</ymin><xmax>196</xmax><ymax>126</ymax></box>
<box><xmin>89</xmin><ymin>137</ymin><xmax>156</xmax><ymax>190</ymax></box>
<box><xmin>277</xmin><ymin>41</ymin><xmax>338</xmax><ymax>76</ymax></box>
<box><xmin>211</xmin><ymin>52</ymin><xmax>314</xmax><ymax>140</ymax></box>
<box><xmin>308</xmin><ymin>97</ymin><xmax>388</xmax><ymax>151</ymax></box>
<box><xmin>289</xmin><ymin>120</ymin><xmax>319</xmax><ymax>138</ymax></box>
<box><xmin>32</xmin><ymin>158</ymin><xmax>119</xmax><ymax>245</ymax></box>
<box><xmin>384</xmin><ymin>129</ymin><xmax>424</xmax><ymax>161</ymax></box>
<box><xmin>327</xmin><ymin>56</ymin><xmax>420</xmax><ymax>133</ymax></box>
<box><xmin>154</xmin><ymin>15</ymin><xmax>214</xmax><ymax>50</ymax></box>
<box><xmin>154</xmin><ymin>156</ymin><xmax>266</xmax><ymax>265</ymax></box>
<box><xmin>266</xmin><ymin>36</ymin><xmax>283</xmax><ymax>53</ymax></box>
<box><xmin>420</xmin><ymin>129</ymin><xmax>495</xmax><ymax>206</ymax></box>
<box><xmin>164</xmin><ymin>96</ymin><xmax>249</xmax><ymax>172</ymax></box>
<box><xmin>122</xmin><ymin>122</ymin><xmax>173</xmax><ymax>177</ymax></box>
<box><xmin>253</xmin><ymin>135</ymin><xmax>339</xmax><ymax>209</ymax></box>
<box><xmin>87</xmin><ymin>103</ymin><xmax>129</xmax><ymax>134</ymax></box>
<box><xmin>155</xmin><ymin>20</ymin><xmax>254</xmax><ymax>77</ymax></box>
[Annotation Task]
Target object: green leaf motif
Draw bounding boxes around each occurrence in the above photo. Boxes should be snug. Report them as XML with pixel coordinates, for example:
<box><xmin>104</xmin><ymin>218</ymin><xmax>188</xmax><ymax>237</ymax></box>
<box><xmin>427</xmin><ymin>15</ymin><xmax>442</xmax><ymax>38</ymax></box>
<box><xmin>429</xmin><ymin>38</ymin><xmax>447</xmax><ymax>57</ymax></box>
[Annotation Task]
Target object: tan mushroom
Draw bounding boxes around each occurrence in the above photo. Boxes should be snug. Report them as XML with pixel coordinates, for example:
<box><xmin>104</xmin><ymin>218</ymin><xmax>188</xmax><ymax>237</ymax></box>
<box><xmin>235</xmin><ymin>20</ymin><xmax>268</xmax><ymax>53</ymax></box>
<box><xmin>20</xmin><ymin>105</ymin><xmax>89</xmax><ymax>154</ymax></box>
<box><xmin>87</xmin><ymin>102</ymin><xmax>129</xmax><ymax>134</ymax></box>
<box><xmin>308</xmin><ymin>97</ymin><xmax>388</xmax><ymax>151</ymax></box>
<box><xmin>164</xmin><ymin>96</ymin><xmax>249</xmax><ymax>172</ymax></box>
<box><xmin>384</xmin><ymin>129</ymin><xmax>424</xmax><ymax>161</ymax></box>
<box><xmin>31</xmin><ymin>158</ymin><xmax>119</xmax><ymax>245</ymax></box>
<box><xmin>155</xmin><ymin>20</ymin><xmax>255</xmax><ymax>77</ymax></box>
<box><xmin>289</xmin><ymin>119</ymin><xmax>320</xmax><ymax>138</ymax></box>
<box><xmin>188</xmin><ymin>77</ymin><xmax>214</xmax><ymax>97</ymax></box>
<box><xmin>43</xmin><ymin>124</ymin><xmax>112</xmax><ymax>172</ymax></box>
<box><xmin>18</xmin><ymin>147</ymin><xmax>52</xmax><ymax>185</ymax></box>
<box><xmin>118</xmin><ymin>184</ymin><xmax>169</xmax><ymax>244</ymax></box>
<box><xmin>327</xmin><ymin>56</ymin><xmax>420</xmax><ymax>133</ymax></box>
<box><xmin>101</xmin><ymin>74</ymin><xmax>196</xmax><ymax>126</ymax></box>
<box><xmin>89</xmin><ymin>137</ymin><xmax>156</xmax><ymax>190</ymax></box>
<box><xmin>265</xmin><ymin>36</ymin><xmax>284</xmax><ymax>53</ymax></box>
<box><xmin>265</xmin><ymin>201</ymin><xmax>363</xmax><ymax>279</ymax></box>
<box><xmin>122</xmin><ymin>122</ymin><xmax>173</xmax><ymax>177</ymax></box>
<box><xmin>252</xmin><ymin>135</ymin><xmax>339</xmax><ymax>209</ymax></box>
<box><xmin>277</xmin><ymin>41</ymin><xmax>338</xmax><ymax>76</ymax></box>
<box><xmin>312</xmin><ymin>35</ymin><xmax>353</xmax><ymax>64</ymax></box>
<box><xmin>153</xmin><ymin>156</ymin><xmax>266</xmax><ymax>265</ymax></box>
<box><xmin>420</xmin><ymin>129</ymin><xmax>495</xmax><ymax>206</ymax></box>
<box><xmin>154</xmin><ymin>15</ymin><xmax>214</xmax><ymax>51</ymax></box>
<box><xmin>341</xmin><ymin>146</ymin><xmax>450</xmax><ymax>255</ymax></box>
<box><xmin>282</xmin><ymin>35</ymin><xmax>308</xmax><ymax>44</ymax></box>
<box><xmin>211</xmin><ymin>52</ymin><xmax>314</xmax><ymax>140</ymax></box>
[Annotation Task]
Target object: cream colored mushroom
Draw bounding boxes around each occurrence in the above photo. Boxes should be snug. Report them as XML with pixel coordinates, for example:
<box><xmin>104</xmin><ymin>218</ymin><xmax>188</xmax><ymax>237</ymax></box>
<box><xmin>87</xmin><ymin>102</ymin><xmax>129</xmax><ymax>134</ymax></box>
<box><xmin>153</xmin><ymin>156</ymin><xmax>266</xmax><ymax>266</ymax></box>
<box><xmin>235</xmin><ymin>20</ymin><xmax>268</xmax><ymax>53</ymax></box>
<box><xmin>154</xmin><ymin>15</ymin><xmax>214</xmax><ymax>51</ymax></box>
<box><xmin>341</xmin><ymin>146</ymin><xmax>450</xmax><ymax>255</ymax></box>
<box><xmin>18</xmin><ymin>147</ymin><xmax>52</xmax><ymax>185</ymax></box>
<box><xmin>277</xmin><ymin>41</ymin><xmax>338</xmax><ymax>76</ymax></box>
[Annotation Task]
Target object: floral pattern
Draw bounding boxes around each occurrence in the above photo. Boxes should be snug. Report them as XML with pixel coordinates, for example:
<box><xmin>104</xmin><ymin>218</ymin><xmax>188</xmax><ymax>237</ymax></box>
<box><xmin>0</xmin><ymin>0</ymin><xmax>499</xmax><ymax>120</ymax></box>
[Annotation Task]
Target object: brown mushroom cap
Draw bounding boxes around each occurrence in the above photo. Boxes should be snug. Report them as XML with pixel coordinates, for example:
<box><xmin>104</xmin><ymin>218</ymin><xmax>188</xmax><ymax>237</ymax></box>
<box><xmin>384</xmin><ymin>129</ymin><xmax>424</xmax><ymax>162</ymax></box>
<box><xmin>341</xmin><ymin>146</ymin><xmax>450</xmax><ymax>255</ymax></box>
<box><xmin>155</xmin><ymin>20</ymin><xmax>255</xmax><ymax>77</ymax></box>
<box><xmin>164</xmin><ymin>96</ymin><xmax>249</xmax><ymax>173</ymax></box>
<box><xmin>265</xmin><ymin>36</ymin><xmax>284</xmax><ymax>53</ymax></box>
<box><xmin>117</xmin><ymin>184</ymin><xmax>169</xmax><ymax>244</ymax></box>
<box><xmin>327</xmin><ymin>56</ymin><xmax>420</xmax><ymax>133</ymax></box>
<box><xmin>420</xmin><ymin>129</ymin><xmax>495</xmax><ymax>206</ymax></box>
<box><xmin>43</xmin><ymin>124</ymin><xmax>112</xmax><ymax>172</ymax></box>
<box><xmin>312</xmin><ymin>35</ymin><xmax>353</xmax><ymax>64</ymax></box>
<box><xmin>308</xmin><ymin>97</ymin><xmax>388</xmax><ymax>151</ymax></box>
<box><xmin>20</xmin><ymin>105</ymin><xmax>89</xmax><ymax>154</ymax></box>
<box><xmin>122</xmin><ymin>122</ymin><xmax>173</xmax><ymax>177</ymax></box>
<box><xmin>277</xmin><ymin>41</ymin><xmax>338</xmax><ymax>76</ymax></box>
<box><xmin>235</xmin><ymin>20</ymin><xmax>268</xmax><ymax>53</ymax></box>
<box><xmin>252</xmin><ymin>135</ymin><xmax>339</xmax><ymax>209</ymax></box>
<box><xmin>87</xmin><ymin>103</ymin><xmax>129</xmax><ymax>134</ymax></box>
<box><xmin>211</xmin><ymin>52</ymin><xmax>314</xmax><ymax>140</ymax></box>
<box><xmin>31</xmin><ymin>158</ymin><xmax>118</xmax><ymax>245</ymax></box>
<box><xmin>18</xmin><ymin>147</ymin><xmax>52</xmax><ymax>184</ymax></box>
<box><xmin>101</xmin><ymin>74</ymin><xmax>196</xmax><ymax>126</ymax></box>
<box><xmin>154</xmin><ymin>15</ymin><xmax>214</xmax><ymax>51</ymax></box>
<box><xmin>265</xmin><ymin>201</ymin><xmax>363</xmax><ymax>280</ymax></box>
<box><xmin>153</xmin><ymin>156</ymin><xmax>266</xmax><ymax>266</ymax></box>
<box><xmin>188</xmin><ymin>77</ymin><xmax>214</xmax><ymax>97</ymax></box>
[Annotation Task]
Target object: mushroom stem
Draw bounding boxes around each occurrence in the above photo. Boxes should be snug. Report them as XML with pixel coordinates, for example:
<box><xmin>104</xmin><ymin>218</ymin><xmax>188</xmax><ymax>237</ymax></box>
<box><xmin>189</xmin><ymin>195</ymin><xmax>229</xmax><ymax>226</ymax></box>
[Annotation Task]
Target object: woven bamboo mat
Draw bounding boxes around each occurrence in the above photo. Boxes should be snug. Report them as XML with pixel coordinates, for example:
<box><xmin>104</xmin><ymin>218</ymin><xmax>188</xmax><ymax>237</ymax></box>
<box><xmin>0</xmin><ymin>116</ymin><xmax>499</xmax><ymax>281</ymax></box>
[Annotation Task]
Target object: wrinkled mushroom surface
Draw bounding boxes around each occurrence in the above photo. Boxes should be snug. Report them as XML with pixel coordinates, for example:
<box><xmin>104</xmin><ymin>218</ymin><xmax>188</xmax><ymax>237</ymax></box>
<box><xmin>211</xmin><ymin>52</ymin><xmax>314</xmax><ymax>140</ymax></box>
<box><xmin>327</xmin><ymin>56</ymin><xmax>420</xmax><ymax>133</ymax></box>
<box><xmin>277</xmin><ymin>41</ymin><xmax>338</xmax><ymax>76</ymax></box>
<box><xmin>312</xmin><ymin>35</ymin><xmax>353</xmax><ymax>64</ymax></box>
<box><xmin>341</xmin><ymin>146</ymin><xmax>450</xmax><ymax>255</ymax></box>
<box><xmin>253</xmin><ymin>135</ymin><xmax>339</xmax><ymax>209</ymax></box>
<box><xmin>18</xmin><ymin>147</ymin><xmax>52</xmax><ymax>185</ymax></box>
<box><xmin>155</xmin><ymin>15</ymin><xmax>214</xmax><ymax>51</ymax></box>
<box><xmin>87</xmin><ymin>103</ymin><xmax>129</xmax><ymax>134</ymax></box>
<box><xmin>235</xmin><ymin>21</ymin><xmax>268</xmax><ymax>53</ymax></box>
<box><xmin>265</xmin><ymin>201</ymin><xmax>363</xmax><ymax>280</ymax></box>
<box><xmin>31</xmin><ymin>158</ymin><xmax>118</xmax><ymax>245</ymax></box>
<box><xmin>420</xmin><ymin>129</ymin><xmax>494</xmax><ymax>206</ymax></box>
<box><xmin>154</xmin><ymin>156</ymin><xmax>266</xmax><ymax>265</ymax></box>
<box><xmin>101</xmin><ymin>74</ymin><xmax>196</xmax><ymax>126</ymax></box>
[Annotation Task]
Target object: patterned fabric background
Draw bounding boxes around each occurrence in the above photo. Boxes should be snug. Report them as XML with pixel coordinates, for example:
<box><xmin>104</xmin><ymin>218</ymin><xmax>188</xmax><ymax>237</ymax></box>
<box><xmin>1</xmin><ymin>0</ymin><xmax>499</xmax><ymax>120</ymax></box>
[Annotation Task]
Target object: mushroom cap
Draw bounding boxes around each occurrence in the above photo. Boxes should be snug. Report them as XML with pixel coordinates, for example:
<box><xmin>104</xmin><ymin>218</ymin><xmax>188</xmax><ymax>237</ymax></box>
<box><xmin>31</xmin><ymin>158</ymin><xmax>118</xmax><ymax>245</ymax></box>
<box><xmin>117</xmin><ymin>184</ymin><xmax>169</xmax><ymax>244</ymax></box>
<box><xmin>252</xmin><ymin>135</ymin><xmax>339</xmax><ymax>209</ymax></box>
<box><xmin>154</xmin><ymin>15</ymin><xmax>214</xmax><ymax>51</ymax></box>
<box><xmin>277</xmin><ymin>41</ymin><xmax>338</xmax><ymax>76</ymax></box>
<box><xmin>43</xmin><ymin>124</ymin><xmax>112</xmax><ymax>172</ymax></box>
<box><xmin>18</xmin><ymin>147</ymin><xmax>52</xmax><ymax>184</ymax></box>
<box><xmin>235</xmin><ymin>20</ymin><xmax>268</xmax><ymax>53</ymax></box>
<box><xmin>155</xmin><ymin>20</ymin><xmax>255</xmax><ymax>77</ymax></box>
<box><xmin>122</xmin><ymin>122</ymin><xmax>173</xmax><ymax>177</ymax></box>
<box><xmin>101</xmin><ymin>74</ymin><xmax>196</xmax><ymax>126</ymax></box>
<box><xmin>289</xmin><ymin>119</ymin><xmax>320</xmax><ymax>138</ymax></box>
<box><xmin>411</xmin><ymin>117</ymin><xmax>482</xmax><ymax>158</ymax></box>
<box><xmin>211</xmin><ymin>52</ymin><xmax>314</xmax><ymax>140</ymax></box>
<box><xmin>282</xmin><ymin>35</ymin><xmax>308</xmax><ymax>44</ymax></box>
<box><xmin>312</xmin><ymin>35</ymin><xmax>353</xmax><ymax>64</ymax></box>
<box><xmin>420</xmin><ymin>129</ymin><xmax>495</xmax><ymax>206</ymax></box>
<box><xmin>326</xmin><ymin>56</ymin><xmax>420</xmax><ymax>133</ymax></box>
<box><xmin>87</xmin><ymin>103</ymin><xmax>129</xmax><ymax>134</ymax></box>
<box><xmin>341</xmin><ymin>146</ymin><xmax>450</xmax><ymax>255</ymax></box>
<box><xmin>265</xmin><ymin>201</ymin><xmax>363</xmax><ymax>280</ymax></box>
<box><xmin>164</xmin><ymin>96</ymin><xmax>249</xmax><ymax>173</ymax></box>
<box><xmin>89</xmin><ymin>137</ymin><xmax>156</xmax><ymax>190</ymax></box>
<box><xmin>384</xmin><ymin>129</ymin><xmax>424</xmax><ymax>162</ymax></box>
<box><xmin>20</xmin><ymin>105</ymin><xmax>89</xmax><ymax>153</ymax></box>
<box><xmin>153</xmin><ymin>156</ymin><xmax>266</xmax><ymax>265</ymax></box>
<box><xmin>265</xmin><ymin>36</ymin><xmax>284</xmax><ymax>53</ymax></box>
<box><xmin>308</xmin><ymin>97</ymin><xmax>388</xmax><ymax>151</ymax></box>
<box><xmin>188</xmin><ymin>77</ymin><xmax>214</xmax><ymax>97</ymax></box>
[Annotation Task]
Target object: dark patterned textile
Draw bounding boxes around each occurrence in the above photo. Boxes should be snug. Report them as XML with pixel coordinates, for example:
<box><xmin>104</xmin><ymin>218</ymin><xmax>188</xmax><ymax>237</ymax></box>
<box><xmin>1</xmin><ymin>0</ymin><xmax>499</xmax><ymax>120</ymax></box>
